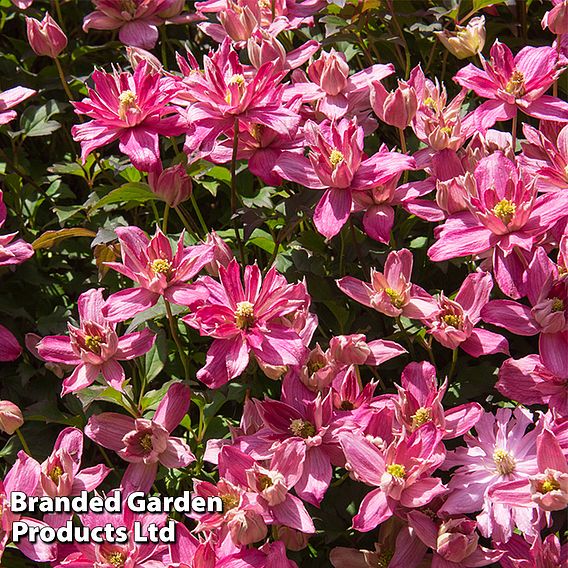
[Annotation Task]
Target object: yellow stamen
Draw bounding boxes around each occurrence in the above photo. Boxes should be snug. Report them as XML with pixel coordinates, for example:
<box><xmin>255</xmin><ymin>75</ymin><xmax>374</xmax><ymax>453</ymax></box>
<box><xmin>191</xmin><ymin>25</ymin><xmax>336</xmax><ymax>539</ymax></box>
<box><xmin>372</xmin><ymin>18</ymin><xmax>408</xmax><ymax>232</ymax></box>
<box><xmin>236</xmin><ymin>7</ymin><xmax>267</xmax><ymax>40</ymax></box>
<box><xmin>386</xmin><ymin>463</ymin><xmax>406</xmax><ymax>478</ymax></box>
<box><xmin>289</xmin><ymin>418</ymin><xmax>316</xmax><ymax>439</ymax></box>
<box><xmin>442</xmin><ymin>314</ymin><xmax>463</xmax><ymax>328</ymax></box>
<box><xmin>140</xmin><ymin>434</ymin><xmax>153</xmax><ymax>453</ymax></box>
<box><xmin>551</xmin><ymin>298</ymin><xmax>564</xmax><ymax>312</ymax></box>
<box><xmin>118</xmin><ymin>90</ymin><xmax>139</xmax><ymax>121</ymax></box>
<box><xmin>493</xmin><ymin>449</ymin><xmax>516</xmax><ymax>475</ymax></box>
<box><xmin>220</xmin><ymin>493</ymin><xmax>240</xmax><ymax>511</ymax></box>
<box><xmin>540</xmin><ymin>478</ymin><xmax>560</xmax><ymax>493</ymax></box>
<box><xmin>84</xmin><ymin>335</ymin><xmax>102</xmax><ymax>353</ymax></box>
<box><xmin>493</xmin><ymin>199</ymin><xmax>516</xmax><ymax>224</ymax></box>
<box><xmin>505</xmin><ymin>70</ymin><xmax>526</xmax><ymax>98</ymax></box>
<box><xmin>107</xmin><ymin>552</ymin><xmax>126</xmax><ymax>567</ymax></box>
<box><xmin>235</xmin><ymin>301</ymin><xmax>255</xmax><ymax>330</ymax></box>
<box><xmin>411</xmin><ymin>407</ymin><xmax>432</xmax><ymax>428</ymax></box>
<box><xmin>384</xmin><ymin>287</ymin><xmax>404</xmax><ymax>309</ymax></box>
<box><xmin>49</xmin><ymin>465</ymin><xmax>63</xmax><ymax>484</ymax></box>
<box><xmin>329</xmin><ymin>149</ymin><xmax>344</xmax><ymax>168</ymax></box>
<box><xmin>258</xmin><ymin>474</ymin><xmax>273</xmax><ymax>490</ymax></box>
<box><xmin>151</xmin><ymin>258</ymin><xmax>172</xmax><ymax>276</ymax></box>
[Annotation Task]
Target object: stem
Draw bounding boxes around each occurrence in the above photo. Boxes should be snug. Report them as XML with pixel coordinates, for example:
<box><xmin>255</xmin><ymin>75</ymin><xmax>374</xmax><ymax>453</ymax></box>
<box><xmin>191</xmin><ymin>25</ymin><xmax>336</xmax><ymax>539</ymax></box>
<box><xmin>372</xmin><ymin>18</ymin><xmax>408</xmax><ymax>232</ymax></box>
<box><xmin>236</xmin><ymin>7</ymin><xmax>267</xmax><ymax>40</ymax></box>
<box><xmin>190</xmin><ymin>194</ymin><xmax>208</xmax><ymax>235</ymax></box>
<box><xmin>448</xmin><ymin>348</ymin><xmax>458</xmax><ymax>381</ymax></box>
<box><xmin>398</xmin><ymin>127</ymin><xmax>407</xmax><ymax>154</ymax></box>
<box><xmin>53</xmin><ymin>0</ymin><xmax>65</xmax><ymax>32</ymax></box>
<box><xmin>162</xmin><ymin>203</ymin><xmax>170</xmax><ymax>233</ymax></box>
<box><xmin>175</xmin><ymin>205</ymin><xmax>195</xmax><ymax>235</ymax></box>
<box><xmin>396</xmin><ymin>316</ymin><xmax>416</xmax><ymax>358</ymax></box>
<box><xmin>121</xmin><ymin>390</ymin><xmax>141</xmax><ymax>417</ymax></box>
<box><xmin>511</xmin><ymin>114</ymin><xmax>518</xmax><ymax>151</ymax></box>
<box><xmin>165</xmin><ymin>299</ymin><xmax>190</xmax><ymax>382</ymax></box>
<box><xmin>54</xmin><ymin>58</ymin><xmax>74</xmax><ymax>103</ymax></box>
<box><xmin>230</xmin><ymin>118</ymin><xmax>245</xmax><ymax>262</ymax></box>
<box><xmin>15</xmin><ymin>428</ymin><xmax>31</xmax><ymax>455</ymax></box>
<box><xmin>387</xmin><ymin>0</ymin><xmax>411</xmax><ymax>79</ymax></box>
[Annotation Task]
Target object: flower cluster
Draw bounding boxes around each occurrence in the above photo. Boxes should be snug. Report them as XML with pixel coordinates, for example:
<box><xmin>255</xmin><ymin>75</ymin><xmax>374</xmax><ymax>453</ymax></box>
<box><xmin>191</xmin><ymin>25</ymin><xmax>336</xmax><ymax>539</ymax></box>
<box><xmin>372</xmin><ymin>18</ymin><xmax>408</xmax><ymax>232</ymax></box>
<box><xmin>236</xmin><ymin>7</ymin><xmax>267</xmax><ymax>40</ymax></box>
<box><xmin>0</xmin><ymin>0</ymin><xmax>567</xmax><ymax>567</ymax></box>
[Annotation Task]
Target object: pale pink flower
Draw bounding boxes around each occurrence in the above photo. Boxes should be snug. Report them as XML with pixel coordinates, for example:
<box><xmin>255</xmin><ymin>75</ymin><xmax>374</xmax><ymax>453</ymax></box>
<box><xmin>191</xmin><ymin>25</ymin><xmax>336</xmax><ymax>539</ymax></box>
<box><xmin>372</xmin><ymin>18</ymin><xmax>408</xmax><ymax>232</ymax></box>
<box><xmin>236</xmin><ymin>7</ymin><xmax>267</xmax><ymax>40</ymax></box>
<box><xmin>85</xmin><ymin>383</ymin><xmax>194</xmax><ymax>492</ymax></box>
<box><xmin>435</xmin><ymin>15</ymin><xmax>486</xmax><ymax>60</ymax></box>
<box><xmin>37</xmin><ymin>288</ymin><xmax>156</xmax><ymax>394</ymax></box>
<box><xmin>340</xmin><ymin>423</ymin><xmax>447</xmax><ymax>531</ymax></box>
<box><xmin>426</xmin><ymin>271</ymin><xmax>509</xmax><ymax>356</ymax></box>
<box><xmin>440</xmin><ymin>407</ymin><xmax>540</xmax><ymax>543</ymax></box>
<box><xmin>0</xmin><ymin>85</ymin><xmax>36</xmax><ymax>126</ymax></box>
<box><xmin>203</xmin><ymin>231</ymin><xmax>234</xmax><ymax>277</ymax></box>
<box><xmin>337</xmin><ymin>248</ymin><xmax>437</xmax><ymax>320</ymax></box>
<box><xmin>72</xmin><ymin>62</ymin><xmax>184</xmax><ymax>171</ymax></box>
<box><xmin>182</xmin><ymin>259</ymin><xmax>310</xmax><ymax>388</ymax></box>
<box><xmin>455</xmin><ymin>41</ymin><xmax>568</xmax><ymax>131</ymax></box>
<box><xmin>0</xmin><ymin>401</ymin><xmax>23</xmax><ymax>435</ymax></box>
<box><xmin>103</xmin><ymin>226</ymin><xmax>214</xmax><ymax>321</ymax></box>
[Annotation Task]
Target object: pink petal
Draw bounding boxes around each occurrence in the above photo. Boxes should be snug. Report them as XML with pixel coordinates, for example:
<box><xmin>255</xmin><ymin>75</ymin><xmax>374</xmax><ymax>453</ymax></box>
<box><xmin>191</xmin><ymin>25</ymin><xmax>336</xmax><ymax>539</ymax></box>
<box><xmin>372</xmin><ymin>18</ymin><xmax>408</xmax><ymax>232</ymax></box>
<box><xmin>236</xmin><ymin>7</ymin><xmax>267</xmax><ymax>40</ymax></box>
<box><xmin>62</xmin><ymin>363</ymin><xmax>100</xmax><ymax>396</ymax></box>
<box><xmin>352</xmin><ymin>488</ymin><xmax>395</xmax><ymax>532</ymax></box>
<box><xmin>444</xmin><ymin>403</ymin><xmax>483</xmax><ymax>439</ymax></box>
<box><xmin>336</xmin><ymin>276</ymin><xmax>373</xmax><ymax>308</ymax></box>
<box><xmin>461</xmin><ymin>328</ymin><xmax>509</xmax><ymax>357</ymax></box>
<box><xmin>197</xmin><ymin>336</ymin><xmax>250</xmax><ymax>388</ymax></box>
<box><xmin>272</xmin><ymin>494</ymin><xmax>315</xmax><ymax>533</ymax></box>
<box><xmin>118</xmin><ymin>20</ymin><xmax>159</xmax><ymax>50</ymax></box>
<box><xmin>524</xmin><ymin>95</ymin><xmax>568</xmax><ymax>122</ymax></box>
<box><xmin>537</xmin><ymin>428</ymin><xmax>567</xmax><ymax>472</ymax></box>
<box><xmin>100</xmin><ymin>359</ymin><xmax>125</xmax><ymax>390</ymax></box>
<box><xmin>160</xmin><ymin>437</ymin><xmax>195</xmax><ymax>468</ymax></box>
<box><xmin>103</xmin><ymin>287</ymin><xmax>159</xmax><ymax>322</ymax></box>
<box><xmin>0</xmin><ymin>324</ymin><xmax>22</xmax><ymax>362</ymax></box>
<box><xmin>115</xmin><ymin>328</ymin><xmax>156</xmax><ymax>360</ymax></box>
<box><xmin>339</xmin><ymin>432</ymin><xmax>385</xmax><ymax>486</ymax></box>
<box><xmin>540</xmin><ymin>331</ymin><xmax>568</xmax><ymax>378</ymax></box>
<box><xmin>313</xmin><ymin>188</ymin><xmax>352</xmax><ymax>239</ymax></box>
<box><xmin>118</xmin><ymin>127</ymin><xmax>160</xmax><ymax>172</ymax></box>
<box><xmin>153</xmin><ymin>382</ymin><xmax>190</xmax><ymax>432</ymax></box>
<box><xmin>71</xmin><ymin>464</ymin><xmax>112</xmax><ymax>493</ymax></box>
<box><xmin>37</xmin><ymin>335</ymin><xmax>80</xmax><ymax>365</ymax></box>
<box><xmin>481</xmin><ymin>300</ymin><xmax>538</xmax><ymax>335</ymax></box>
<box><xmin>363</xmin><ymin>204</ymin><xmax>394</xmax><ymax>244</ymax></box>
<box><xmin>84</xmin><ymin>413</ymin><xmax>135</xmax><ymax>451</ymax></box>
<box><xmin>121</xmin><ymin>461</ymin><xmax>158</xmax><ymax>493</ymax></box>
<box><xmin>400</xmin><ymin>477</ymin><xmax>447</xmax><ymax>508</ymax></box>
<box><xmin>294</xmin><ymin>446</ymin><xmax>332</xmax><ymax>507</ymax></box>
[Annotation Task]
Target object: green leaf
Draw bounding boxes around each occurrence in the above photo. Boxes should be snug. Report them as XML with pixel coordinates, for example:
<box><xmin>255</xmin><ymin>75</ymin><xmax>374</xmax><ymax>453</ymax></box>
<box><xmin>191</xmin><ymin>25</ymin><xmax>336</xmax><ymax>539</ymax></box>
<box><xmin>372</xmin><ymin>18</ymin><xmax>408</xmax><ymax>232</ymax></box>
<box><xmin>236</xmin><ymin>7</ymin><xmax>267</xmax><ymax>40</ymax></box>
<box><xmin>90</xmin><ymin>182</ymin><xmax>159</xmax><ymax>211</ymax></box>
<box><xmin>143</xmin><ymin>330</ymin><xmax>168</xmax><ymax>382</ymax></box>
<box><xmin>19</xmin><ymin>100</ymin><xmax>67</xmax><ymax>138</ymax></box>
<box><xmin>472</xmin><ymin>0</ymin><xmax>507</xmax><ymax>11</ymax></box>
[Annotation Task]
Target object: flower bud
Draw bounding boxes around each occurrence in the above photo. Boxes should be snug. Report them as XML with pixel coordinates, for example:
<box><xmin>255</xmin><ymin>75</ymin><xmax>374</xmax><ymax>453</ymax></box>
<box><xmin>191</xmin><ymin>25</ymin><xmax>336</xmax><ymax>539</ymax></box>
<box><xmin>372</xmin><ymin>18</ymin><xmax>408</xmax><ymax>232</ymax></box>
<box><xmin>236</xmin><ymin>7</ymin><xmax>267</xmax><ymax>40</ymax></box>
<box><xmin>542</xmin><ymin>1</ymin><xmax>568</xmax><ymax>35</ymax></box>
<box><xmin>299</xmin><ymin>345</ymin><xmax>334</xmax><ymax>391</ymax></box>
<box><xmin>126</xmin><ymin>47</ymin><xmax>163</xmax><ymax>73</ymax></box>
<box><xmin>148</xmin><ymin>164</ymin><xmax>192</xmax><ymax>207</ymax></box>
<box><xmin>436</xmin><ymin>518</ymin><xmax>479</xmax><ymax>562</ymax></box>
<box><xmin>307</xmin><ymin>50</ymin><xmax>349</xmax><ymax>96</ymax></box>
<box><xmin>0</xmin><ymin>401</ymin><xmax>24</xmax><ymax>435</ymax></box>
<box><xmin>529</xmin><ymin>468</ymin><xmax>568</xmax><ymax>511</ymax></box>
<box><xmin>247</xmin><ymin>30</ymin><xmax>287</xmax><ymax>71</ymax></box>
<box><xmin>371</xmin><ymin>80</ymin><xmax>418</xmax><ymax>130</ymax></box>
<box><xmin>218</xmin><ymin>5</ymin><xmax>258</xmax><ymax>43</ymax></box>
<box><xmin>204</xmin><ymin>231</ymin><xmax>234</xmax><ymax>277</ymax></box>
<box><xmin>435</xmin><ymin>16</ymin><xmax>486</xmax><ymax>60</ymax></box>
<box><xmin>329</xmin><ymin>334</ymin><xmax>371</xmax><ymax>365</ymax></box>
<box><xmin>228</xmin><ymin>509</ymin><xmax>267</xmax><ymax>546</ymax></box>
<box><xmin>157</xmin><ymin>0</ymin><xmax>185</xmax><ymax>19</ymax></box>
<box><xmin>435</xmin><ymin>172</ymin><xmax>474</xmax><ymax>215</ymax></box>
<box><xmin>26</xmin><ymin>12</ymin><xmax>67</xmax><ymax>58</ymax></box>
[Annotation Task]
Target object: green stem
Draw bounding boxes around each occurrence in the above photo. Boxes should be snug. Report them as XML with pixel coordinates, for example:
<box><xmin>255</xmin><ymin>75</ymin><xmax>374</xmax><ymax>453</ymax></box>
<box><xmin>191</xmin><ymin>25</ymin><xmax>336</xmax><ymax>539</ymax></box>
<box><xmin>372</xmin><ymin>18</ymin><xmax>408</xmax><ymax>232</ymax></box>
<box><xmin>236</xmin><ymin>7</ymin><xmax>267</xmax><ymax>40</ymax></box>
<box><xmin>54</xmin><ymin>57</ymin><xmax>74</xmax><ymax>103</ymax></box>
<box><xmin>162</xmin><ymin>203</ymin><xmax>170</xmax><ymax>233</ymax></box>
<box><xmin>15</xmin><ymin>428</ymin><xmax>31</xmax><ymax>455</ymax></box>
<box><xmin>448</xmin><ymin>348</ymin><xmax>458</xmax><ymax>382</ymax></box>
<box><xmin>396</xmin><ymin>316</ymin><xmax>416</xmax><ymax>358</ymax></box>
<box><xmin>230</xmin><ymin>118</ymin><xmax>245</xmax><ymax>263</ymax></box>
<box><xmin>175</xmin><ymin>205</ymin><xmax>194</xmax><ymax>235</ymax></box>
<box><xmin>165</xmin><ymin>299</ymin><xmax>190</xmax><ymax>382</ymax></box>
<box><xmin>190</xmin><ymin>194</ymin><xmax>208</xmax><ymax>235</ymax></box>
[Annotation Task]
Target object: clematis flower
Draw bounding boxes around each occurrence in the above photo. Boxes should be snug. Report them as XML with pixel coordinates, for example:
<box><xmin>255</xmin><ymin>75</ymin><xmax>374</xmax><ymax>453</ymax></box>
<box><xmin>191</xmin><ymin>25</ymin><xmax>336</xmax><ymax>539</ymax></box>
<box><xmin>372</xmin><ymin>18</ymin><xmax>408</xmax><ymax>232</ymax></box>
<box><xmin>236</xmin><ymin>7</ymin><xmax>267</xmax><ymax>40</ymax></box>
<box><xmin>435</xmin><ymin>16</ymin><xmax>486</xmax><ymax>60</ymax></box>
<box><xmin>38</xmin><ymin>427</ymin><xmax>111</xmax><ymax>527</ymax></box>
<box><xmin>180</xmin><ymin>39</ymin><xmax>299</xmax><ymax>154</ymax></box>
<box><xmin>370</xmin><ymin>78</ymin><xmax>418</xmax><ymax>130</ymax></box>
<box><xmin>0</xmin><ymin>189</ymin><xmax>33</xmax><ymax>268</ymax></box>
<box><xmin>0</xmin><ymin>451</ymin><xmax>57</xmax><ymax>563</ymax></box>
<box><xmin>0</xmin><ymin>85</ymin><xmax>36</xmax><ymax>125</ymax></box>
<box><xmin>499</xmin><ymin>532</ymin><xmax>566</xmax><ymax>568</ymax></box>
<box><xmin>83</xmin><ymin>0</ymin><xmax>176</xmax><ymax>49</ymax></box>
<box><xmin>428</xmin><ymin>152</ymin><xmax>568</xmax><ymax>299</ymax></box>
<box><xmin>340</xmin><ymin>423</ymin><xmax>447</xmax><ymax>531</ymax></box>
<box><xmin>393</xmin><ymin>361</ymin><xmax>483</xmax><ymax>439</ymax></box>
<box><xmin>440</xmin><ymin>407</ymin><xmax>540</xmax><ymax>543</ymax></box>
<box><xmin>0</xmin><ymin>324</ymin><xmax>22</xmax><ymax>362</ymax></box>
<box><xmin>425</xmin><ymin>271</ymin><xmax>509</xmax><ymax>356</ymax></box>
<box><xmin>454</xmin><ymin>41</ymin><xmax>568</xmax><ymax>131</ymax></box>
<box><xmin>481</xmin><ymin>247</ymin><xmax>568</xmax><ymax>377</ymax></box>
<box><xmin>103</xmin><ymin>226</ymin><xmax>214</xmax><ymax>321</ymax></box>
<box><xmin>71</xmin><ymin>61</ymin><xmax>184</xmax><ymax>171</ymax></box>
<box><xmin>275</xmin><ymin>118</ymin><xmax>415</xmax><ymax>239</ymax></box>
<box><xmin>489</xmin><ymin>428</ymin><xmax>568</xmax><ymax>515</ymax></box>
<box><xmin>337</xmin><ymin>248</ymin><xmax>437</xmax><ymax>320</ymax></box>
<box><xmin>85</xmin><ymin>383</ymin><xmax>194</xmax><ymax>492</ymax></box>
<box><xmin>38</xmin><ymin>288</ymin><xmax>156</xmax><ymax>395</ymax></box>
<box><xmin>542</xmin><ymin>0</ymin><xmax>568</xmax><ymax>35</ymax></box>
<box><xmin>148</xmin><ymin>163</ymin><xmax>192</xmax><ymax>207</ymax></box>
<box><xmin>406</xmin><ymin>512</ymin><xmax>502</xmax><ymax>567</ymax></box>
<box><xmin>497</xmin><ymin>354</ymin><xmax>568</xmax><ymax>415</ymax></box>
<box><xmin>181</xmin><ymin>259</ymin><xmax>310</xmax><ymax>388</ymax></box>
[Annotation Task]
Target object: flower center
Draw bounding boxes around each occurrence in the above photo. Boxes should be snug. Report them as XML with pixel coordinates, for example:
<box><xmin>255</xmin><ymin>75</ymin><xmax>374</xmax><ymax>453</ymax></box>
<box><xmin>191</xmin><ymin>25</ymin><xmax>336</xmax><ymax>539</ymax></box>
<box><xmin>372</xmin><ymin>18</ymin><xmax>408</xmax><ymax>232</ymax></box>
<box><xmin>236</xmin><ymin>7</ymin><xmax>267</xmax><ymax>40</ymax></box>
<box><xmin>120</xmin><ymin>0</ymin><xmax>137</xmax><ymax>15</ymax></box>
<box><xmin>505</xmin><ymin>70</ymin><xmax>526</xmax><ymax>98</ymax></box>
<box><xmin>106</xmin><ymin>552</ymin><xmax>126</xmax><ymax>567</ymax></box>
<box><xmin>49</xmin><ymin>465</ymin><xmax>63</xmax><ymax>484</ymax></box>
<box><xmin>258</xmin><ymin>474</ymin><xmax>273</xmax><ymax>490</ymax></box>
<box><xmin>386</xmin><ymin>463</ymin><xmax>406</xmax><ymax>478</ymax></box>
<box><xmin>540</xmin><ymin>477</ymin><xmax>560</xmax><ymax>493</ymax></box>
<box><xmin>424</xmin><ymin>96</ymin><xmax>437</xmax><ymax>110</ymax></box>
<box><xmin>235</xmin><ymin>301</ymin><xmax>255</xmax><ymax>330</ymax></box>
<box><xmin>151</xmin><ymin>258</ymin><xmax>172</xmax><ymax>276</ymax></box>
<box><xmin>551</xmin><ymin>297</ymin><xmax>564</xmax><ymax>312</ymax></box>
<box><xmin>220</xmin><ymin>493</ymin><xmax>240</xmax><ymax>511</ymax></box>
<box><xmin>307</xmin><ymin>359</ymin><xmax>325</xmax><ymax>375</ymax></box>
<box><xmin>329</xmin><ymin>149</ymin><xmax>344</xmax><ymax>168</ymax></box>
<box><xmin>493</xmin><ymin>449</ymin><xmax>516</xmax><ymax>475</ymax></box>
<box><xmin>84</xmin><ymin>335</ymin><xmax>102</xmax><ymax>353</ymax></box>
<box><xmin>440</xmin><ymin>126</ymin><xmax>452</xmax><ymax>135</ymax></box>
<box><xmin>225</xmin><ymin>74</ymin><xmax>246</xmax><ymax>104</ymax></box>
<box><xmin>377</xmin><ymin>550</ymin><xmax>394</xmax><ymax>568</ymax></box>
<box><xmin>492</xmin><ymin>199</ymin><xmax>516</xmax><ymax>224</ymax></box>
<box><xmin>442</xmin><ymin>313</ymin><xmax>463</xmax><ymax>328</ymax></box>
<box><xmin>250</xmin><ymin>123</ymin><xmax>265</xmax><ymax>141</ymax></box>
<box><xmin>340</xmin><ymin>400</ymin><xmax>354</xmax><ymax>410</ymax></box>
<box><xmin>289</xmin><ymin>418</ymin><xmax>316</xmax><ymax>439</ymax></box>
<box><xmin>118</xmin><ymin>90</ymin><xmax>140</xmax><ymax>121</ymax></box>
<box><xmin>411</xmin><ymin>407</ymin><xmax>432</xmax><ymax>428</ymax></box>
<box><xmin>140</xmin><ymin>433</ymin><xmax>153</xmax><ymax>453</ymax></box>
<box><xmin>384</xmin><ymin>287</ymin><xmax>404</xmax><ymax>308</ymax></box>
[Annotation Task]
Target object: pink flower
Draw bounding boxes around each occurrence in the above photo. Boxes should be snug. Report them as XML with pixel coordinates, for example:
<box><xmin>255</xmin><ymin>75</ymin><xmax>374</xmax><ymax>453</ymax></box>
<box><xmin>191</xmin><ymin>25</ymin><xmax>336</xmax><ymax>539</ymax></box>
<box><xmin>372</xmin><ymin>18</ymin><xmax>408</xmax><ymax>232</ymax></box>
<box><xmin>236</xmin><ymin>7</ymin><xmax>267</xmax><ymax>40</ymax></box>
<box><xmin>0</xmin><ymin>451</ymin><xmax>57</xmax><ymax>563</ymax></box>
<box><xmin>394</xmin><ymin>361</ymin><xmax>483</xmax><ymax>439</ymax></box>
<box><xmin>0</xmin><ymin>190</ymin><xmax>34</xmax><ymax>267</ymax></box>
<box><xmin>276</xmin><ymin>118</ymin><xmax>415</xmax><ymax>239</ymax></box>
<box><xmin>85</xmin><ymin>383</ymin><xmax>194</xmax><ymax>492</ymax></box>
<box><xmin>371</xmin><ymin>78</ymin><xmax>418</xmax><ymax>130</ymax></box>
<box><xmin>38</xmin><ymin>288</ymin><xmax>156</xmax><ymax>395</ymax></box>
<box><xmin>454</xmin><ymin>41</ymin><xmax>568</xmax><ymax>131</ymax></box>
<box><xmin>337</xmin><ymin>248</ymin><xmax>437</xmax><ymax>319</ymax></box>
<box><xmin>439</xmin><ymin>407</ymin><xmax>540</xmax><ymax>542</ymax></box>
<box><xmin>497</xmin><ymin>354</ymin><xmax>568</xmax><ymax>415</ymax></box>
<box><xmin>407</xmin><ymin>512</ymin><xmax>502</xmax><ymax>567</ymax></box>
<box><xmin>340</xmin><ymin>423</ymin><xmax>447</xmax><ymax>531</ymax></box>
<box><xmin>203</xmin><ymin>231</ymin><xmax>234</xmax><ymax>277</ymax></box>
<box><xmin>83</xmin><ymin>0</ymin><xmax>173</xmax><ymax>49</ymax></box>
<box><xmin>181</xmin><ymin>39</ymin><xmax>299</xmax><ymax>154</ymax></box>
<box><xmin>499</xmin><ymin>533</ymin><xmax>566</xmax><ymax>568</ymax></box>
<box><xmin>0</xmin><ymin>85</ymin><xmax>36</xmax><ymax>126</ymax></box>
<box><xmin>428</xmin><ymin>153</ymin><xmax>568</xmax><ymax>298</ymax></box>
<box><xmin>148</xmin><ymin>163</ymin><xmax>192</xmax><ymax>207</ymax></box>
<box><xmin>481</xmin><ymin>247</ymin><xmax>568</xmax><ymax>377</ymax></box>
<box><xmin>39</xmin><ymin>427</ymin><xmax>110</xmax><ymax>528</ymax></box>
<box><xmin>542</xmin><ymin>0</ymin><xmax>568</xmax><ymax>35</ymax></box>
<box><xmin>182</xmin><ymin>259</ymin><xmax>310</xmax><ymax>388</ymax></box>
<box><xmin>103</xmin><ymin>226</ymin><xmax>214</xmax><ymax>321</ymax></box>
<box><xmin>25</xmin><ymin>12</ymin><xmax>67</xmax><ymax>58</ymax></box>
<box><xmin>426</xmin><ymin>271</ymin><xmax>509</xmax><ymax>356</ymax></box>
<box><xmin>0</xmin><ymin>401</ymin><xmax>23</xmax><ymax>435</ymax></box>
<box><xmin>0</xmin><ymin>324</ymin><xmax>22</xmax><ymax>362</ymax></box>
<box><xmin>72</xmin><ymin>62</ymin><xmax>184</xmax><ymax>171</ymax></box>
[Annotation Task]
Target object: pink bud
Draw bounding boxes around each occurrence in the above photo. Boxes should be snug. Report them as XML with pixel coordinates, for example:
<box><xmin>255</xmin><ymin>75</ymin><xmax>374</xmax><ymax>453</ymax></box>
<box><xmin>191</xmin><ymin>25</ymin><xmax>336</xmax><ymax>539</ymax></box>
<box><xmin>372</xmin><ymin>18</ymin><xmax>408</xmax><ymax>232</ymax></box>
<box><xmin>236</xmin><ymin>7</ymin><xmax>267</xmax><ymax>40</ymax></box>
<box><xmin>0</xmin><ymin>324</ymin><xmax>22</xmax><ymax>362</ymax></box>
<box><xmin>26</xmin><ymin>12</ymin><xmax>67</xmax><ymax>59</ymax></box>
<box><xmin>328</xmin><ymin>334</ymin><xmax>371</xmax><ymax>365</ymax></box>
<box><xmin>435</xmin><ymin>16</ymin><xmax>486</xmax><ymax>59</ymax></box>
<box><xmin>0</xmin><ymin>401</ymin><xmax>24</xmax><ymax>435</ymax></box>
<box><xmin>126</xmin><ymin>47</ymin><xmax>163</xmax><ymax>73</ymax></box>
<box><xmin>371</xmin><ymin>80</ymin><xmax>418</xmax><ymax>130</ymax></box>
<box><xmin>218</xmin><ymin>5</ymin><xmax>258</xmax><ymax>42</ymax></box>
<box><xmin>436</xmin><ymin>518</ymin><xmax>479</xmax><ymax>562</ymax></box>
<box><xmin>157</xmin><ymin>0</ymin><xmax>185</xmax><ymax>19</ymax></box>
<box><xmin>204</xmin><ymin>231</ymin><xmax>234</xmax><ymax>277</ymax></box>
<box><xmin>299</xmin><ymin>345</ymin><xmax>334</xmax><ymax>391</ymax></box>
<box><xmin>228</xmin><ymin>509</ymin><xmax>267</xmax><ymax>545</ymax></box>
<box><xmin>543</xmin><ymin>2</ymin><xmax>568</xmax><ymax>35</ymax></box>
<box><xmin>307</xmin><ymin>50</ymin><xmax>349</xmax><ymax>96</ymax></box>
<box><xmin>435</xmin><ymin>172</ymin><xmax>473</xmax><ymax>215</ymax></box>
<box><xmin>247</xmin><ymin>31</ymin><xmax>287</xmax><ymax>71</ymax></box>
<box><xmin>148</xmin><ymin>164</ymin><xmax>192</xmax><ymax>207</ymax></box>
